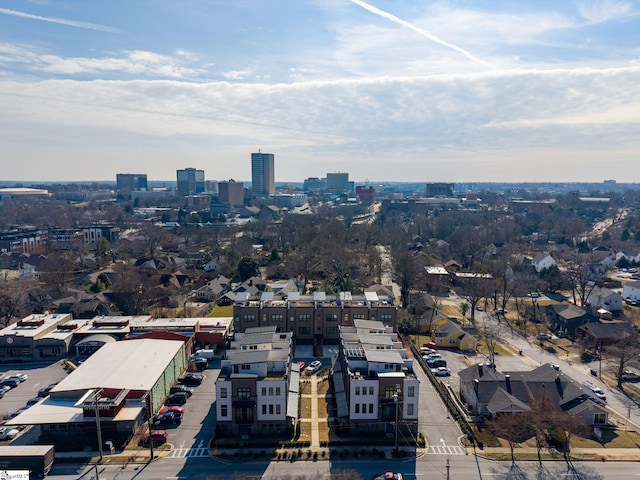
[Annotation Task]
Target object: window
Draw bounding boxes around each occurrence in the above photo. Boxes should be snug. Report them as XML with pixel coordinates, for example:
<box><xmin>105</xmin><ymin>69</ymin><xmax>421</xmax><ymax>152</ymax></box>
<box><xmin>276</xmin><ymin>404</ymin><xmax>281</xmax><ymax>415</ymax></box>
<box><xmin>220</xmin><ymin>387</ymin><xmax>228</xmax><ymax>399</ymax></box>
<box><xmin>407</xmin><ymin>403</ymin><xmax>414</xmax><ymax>416</ymax></box>
<box><xmin>275</xmin><ymin>387</ymin><xmax>281</xmax><ymax>396</ymax></box>
<box><xmin>369</xmin><ymin>386</ymin><xmax>374</xmax><ymax>395</ymax></box>
<box><xmin>361</xmin><ymin>403</ymin><xmax>367</xmax><ymax>414</ymax></box>
<box><xmin>355</xmin><ymin>404</ymin><xmax>360</xmax><ymax>414</ymax></box>
<box><xmin>298</xmin><ymin>326</ymin><xmax>311</xmax><ymax>335</ymax></box>
<box><xmin>380</xmin><ymin>314</ymin><xmax>392</xmax><ymax>322</ymax></box>
<box><xmin>220</xmin><ymin>404</ymin><xmax>228</xmax><ymax>417</ymax></box>
<box><xmin>385</xmin><ymin>387</ymin><xmax>397</xmax><ymax>399</ymax></box>
<box><xmin>269</xmin><ymin>404</ymin><xmax>274</xmax><ymax>415</ymax></box>
<box><xmin>326</xmin><ymin>327</ymin><xmax>338</xmax><ymax>334</ymax></box>
<box><xmin>241</xmin><ymin>364</ymin><xmax>250</xmax><ymax>370</ymax></box>
<box><xmin>299</xmin><ymin>314</ymin><xmax>311</xmax><ymax>322</ymax></box>
<box><xmin>268</xmin><ymin>387</ymin><xmax>274</xmax><ymax>396</ymax></box>
<box><xmin>369</xmin><ymin>404</ymin><xmax>374</xmax><ymax>414</ymax></box>
<box><xmin>355</xmin><ymin>386</ymin><xmax>360</xmax><ymax>395</ymax></box>
<box><xmin>261</xmin><ymin>387</ymin><xmax>267</xmax><ymax>396</ymax></box>
<box><xmin>262</xmin><ymin>404</ymin><xmax>267</xmax><ymax>415</ymax></box>
<box><xmin>271</xmin><ymin>314</ymin><xmax>283</xmax><ymax>322</ymax></box>
<box><xmin>243</xmin><ymin>314</ymin><xmax>255</xmax><ymax>323</ymax></box>
<box><xmin>237</xmin><ymin>387</ymin><xmax>251</xmax><ymax>400</ymax></box>
<box><xmin>407</xmin><ymin>386</ymin><xmax>415</xmax><ymax>398</ymax></box>
<box><xmin>449</xmin><ymin>338</ymin><xmax>456</xmax><ymax>345</ymax></box>
<box><xmin>594</xmin><ymin>413</ymin><xmax>607</xmax><ymax>424</ymax></box>
<box><xmin>353</xmin><ymin>314</ymin><xmax>365</xmax><ymax>319</ymax></box>
<box><xmin>326</xmin><ymin>314</ymin><xmax>338</xmax><ymax>322</ymax></box>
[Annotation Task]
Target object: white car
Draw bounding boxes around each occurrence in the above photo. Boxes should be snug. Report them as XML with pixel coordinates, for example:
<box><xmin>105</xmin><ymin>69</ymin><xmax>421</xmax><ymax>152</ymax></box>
<box><xmin>0</xmin><ymin>427</ymin><xmax>19</xmax><ymax>440</ymax></box>
<box><xmin>431</xmin><ymin>367</ymin><xmax>451</xmax><ymax>377</ymax></box>
<box><xmin>305</xmin><ymin>360</ymin><xmax>322</xmax><ymax>374</ymax></box>
<box><xmin>6</xmin><ymin>373</ymin><xmax>27</xmax><ymax>383</ymax></box>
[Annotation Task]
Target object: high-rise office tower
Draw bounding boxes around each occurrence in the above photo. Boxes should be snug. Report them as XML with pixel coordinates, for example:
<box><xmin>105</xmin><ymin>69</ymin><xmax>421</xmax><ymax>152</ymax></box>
<box><xmin>218</xmin><ymin>180</ymin><xmax>245</xmax><ymax>206</ymax></box>
<box><xmin>116</xmin><ymin>174</ymin><xmax>148</xmax><ymax>198</ymax></box>
<box><xmin>177</xmin><ymin>168</ymin><xmax>205</xmax><ymax>196</ymax></box>
<box><xmin>251</xmin><ymin>152</ymin><xmax>275</xmax><ymax>196</ymax></box>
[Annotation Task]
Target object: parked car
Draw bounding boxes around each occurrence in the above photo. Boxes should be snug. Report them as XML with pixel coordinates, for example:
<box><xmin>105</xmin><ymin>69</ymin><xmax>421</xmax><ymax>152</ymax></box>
<box><xmin>26</xmin><ymin>397</ymin><xmax>42</xmax><ymax>406</ymax></box>
<box><xmin>419</xmin><ymin>347</ymin><xmax>436</xmax><ymax>355</ymax></box>
<box><xmin>305</xmin><ymin>360</ymin><xmax>322</xmax><ymax>374</ymax></box>
<box><xmin>431</xmin><ymin>367</ymin><xmax>451</xmax><ymax>377</ymax></box>
<box><xmin>582</xmin><ymin>381</ymin><xmax>606</xmax><ymax>401</ymax></box>
<box><xmin>536</xmin><ymin>332</ymin><xmax>551</xmax><ymax>341</ymax></box>
<box><xmin>297</xmin><ymin>361</ymin><xmax>306</xmax><ymax>369</ymax></box>
<box><xmin>0</xmin><ymin>378</ymin><xmax>20</xmax><ymax>389</ymax></box>
<box><xmin>6</xmin><ymin>373</ymin><xmax>28</xmax><ymax>383</ymax></box>
<box><xmin>37</xmin><ymin>382</ymin><xmax>58</xmax><ymax>397</ymax></box>
<box><xmin>165</xmin><ymin>392</ymin><xmax>189</xmax><ymax>406</ymax></box>
<box><xmin>178</xmin><ymin>373</ymin><xmax>203</xmax><ymax>387</ymax></box>
<box><xmin>0</xmin><ymin>426</ymin><xmax>20</xmax><ymax>440</ymax></box>
<box><xmin>372</xmin><ymin>473</ymin><xmax>403</xmax><ymax>480</ymax></box>
<box><xmin>139</xmin><ymin>430</ymin><xmax>168</xmax><ymax>447</ymax></box>
<box><xmin>153</xmin><ymin>410</ymin><xmax>182</xmax><ymax>426</ymax></box>
<box><xmin>169</xmin><ymin>385</ymin><xmax>194</xmax><ymax>397</ymax></box>
<box><xmin>528</xmin><ymin>292</ymin><xmax>540</xmax><ymax>298</ymax></box>
<box><xmin>158</xmin><ymin>405</ymin><xmax>185</xmax><ymax>416</ymax></box>
<box><xmin>188</xmin><ymin>357</ymin><xmax>208</xmax><ymax>372</ymax></box>
<box><xmin>494</xmin><ymin>308</ymin><xmax>506</xmax><ymax>315</ymax></box>
<box><xmin>427</xmin><ymin>358</ymin><xmax>447</xmax><ymax>368</ymax></box>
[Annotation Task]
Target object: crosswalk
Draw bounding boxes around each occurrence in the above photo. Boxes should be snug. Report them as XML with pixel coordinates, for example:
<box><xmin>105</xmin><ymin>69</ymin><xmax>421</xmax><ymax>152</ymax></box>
<box><xmin>166</xmin><ymin>447</ymin><xmax>211</xmax><ymax>458</ymax></box>
<box><xmin>427</xmin><ymin>445</ymin><xmax>466</xmax><ymax>455</ymax></box>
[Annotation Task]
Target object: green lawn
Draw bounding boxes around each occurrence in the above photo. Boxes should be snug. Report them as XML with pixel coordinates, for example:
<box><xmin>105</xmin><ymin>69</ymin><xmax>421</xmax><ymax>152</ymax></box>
<box><xmin>211</xmin><ymin>305</ymin><xmax>233</xmax><ymax>317</ymax></box>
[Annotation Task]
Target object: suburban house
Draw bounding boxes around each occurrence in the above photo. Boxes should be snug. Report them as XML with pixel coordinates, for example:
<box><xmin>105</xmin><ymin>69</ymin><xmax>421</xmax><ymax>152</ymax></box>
<box><xmin>532</xmin><ymin>252</ymin><xmax>556</xmax><ymax>273</ymax></box>
<box><xmin>544</xmin><ymin>303</ymin><xmax>593</xmax><ymax>336</ymax></box>
<box><xmin>623</xmin><ymin>280</ymin><xmax>640</xmax><ymax>302</ymax></box>
<box><xmin>430</xmin><ymin>317</ymin><xmax>477</xmax><ymax>351</ymax></box>
<box><xmin>215</xmin><ymin>326</ymin><xmax>297</xmax><ymax>437</ymax></box>
<box><xmin>576</xmin><ymin>321</ymin><xmax>635</xmax><ymax>347</ymax></box>
<box><xmin>615</xmin><ymin>251</ymin><xmax>640</xmax><ymax>264</ymax></box>
<box><xmin>458</xmin><ymin>363</ymin><xmax>608</xmax><ymax>426</ymax></box>
<box><xmin>335</xmin><ymin>320</ymin><xmax>420</xmax><ymax>437</ymax></box>
<box><xmin>194</xmin><ymin>276</ymin><xmax>231</xmax><ymax>303</ymax></box>
<box><xmin>587</xmin><ymin>286</ymin><xmax>623</xmax><ymax>313</ymax></box>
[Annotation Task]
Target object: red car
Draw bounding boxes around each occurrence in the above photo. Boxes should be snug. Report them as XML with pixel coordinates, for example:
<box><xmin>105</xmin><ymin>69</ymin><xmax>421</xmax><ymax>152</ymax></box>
<box><xmin>139</xmin><ymin>430</ymin><xmax>168</xmax><ymax>447</ymax></box>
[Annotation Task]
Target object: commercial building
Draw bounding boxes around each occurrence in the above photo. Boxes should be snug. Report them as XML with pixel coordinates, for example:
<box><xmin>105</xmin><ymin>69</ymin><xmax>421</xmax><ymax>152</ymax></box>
<box><xmin>232</xmin><ymin>290</ymin><xmax>398</xmax><ymax>346</ymax></box>
<box><xmin>0</xmin><ymin>313</ymin><xmax>77</xmax><ymax>362</ymax></box>
<box><xmin>177</xmin><ymin>168</ymin><xmax>205</xmax><ymax>196</ymax></box>
<box><xmin>215</xmin><ymin>326</ymin><xmax>298</xmax><ymax>437</ymax></box>
<box><xmin>326</xmin><ymin>172</ymin><xmax>351</xmax><ymax>194</ymax></box>
<box><xmin>334</xmin><ymin>320</ymin><xmax>420</xmax><ymax>435</ymax></box>
<box><xmin>218</xmin><ymin>180</ymin><xmax>245</xmax><ymax>207</ymax></box>
<box><xmin>7</xmin><ymin>338</ymin><xmax>187</xmax><ymax>450</ymax></box>
<box><xmin>251</xmin><ymin>152</ymin><xmax>275</xmax><ymax>196</ymax></box>
<box><xmin>116</xmin><ymin>174</ymin><xmax>148</xmax><ymax>198</ymax></box>
<box><xmin>425</xmin><ymin>183</ymin><xmax>454</xmax><ymax>198</ymax></box>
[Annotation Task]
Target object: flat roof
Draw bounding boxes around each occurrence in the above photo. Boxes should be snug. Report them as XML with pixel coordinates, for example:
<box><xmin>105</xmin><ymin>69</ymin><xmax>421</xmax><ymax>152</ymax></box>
<box><xmin>6</xmin><ymin>397</ymin><xmax>143</xmax><ymax>427</ymax></box>
<box><xmin>365</xmin><ymin>350</ymin><xmax>404</xmax><ymax>364</ymax></box>
<box><xmin>0</xmin><ymin>313</ymin><xmax>73</xmax><ymax>339</ymax></box>
<box><xmin>51</xmin><ymin>339</ymin><xmax>183</xmax><ymax>393</ymax></box>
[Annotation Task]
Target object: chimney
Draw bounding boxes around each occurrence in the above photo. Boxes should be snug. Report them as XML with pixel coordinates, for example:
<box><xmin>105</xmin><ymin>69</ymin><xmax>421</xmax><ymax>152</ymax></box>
<box><xmin>505</xmin><ymin>374</ymin><xmax>511</xmax><ymax>394</ymax></box>
<box><xmin>478</xmin><ymin>364</ymin><xmax>483</xmax><ymax>376</ymax></box>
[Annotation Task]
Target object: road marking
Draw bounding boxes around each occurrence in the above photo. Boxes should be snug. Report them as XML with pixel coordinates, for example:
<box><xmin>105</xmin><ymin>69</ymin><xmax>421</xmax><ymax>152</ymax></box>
<box><xmin>427</xmin><ymin>445</ymin><xmax>466</xmax><ymax>455</ymax></box>
<box><xmin>166</xmin><ymin>447</ymin><xmax>210</xmax><ymax>458</ymax></box>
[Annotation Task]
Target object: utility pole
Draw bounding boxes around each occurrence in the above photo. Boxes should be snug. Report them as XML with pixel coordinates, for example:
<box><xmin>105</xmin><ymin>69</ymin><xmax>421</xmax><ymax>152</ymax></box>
<box><xmin>446</xmin><ymin>458</ymin><xmax>450</xmax><ymax>480</ymax></box>
<box><xmin>394</xmin><ymin>384</ymin><xmax>401</xmax><ymax>455</ymax></box>
<box><xmin>146</xmin><ymin>391</ymin><xmax>155</xmax><ymax>459</ymax></box>
<box><xmin>94</xmin><ymin>389</ymin><xmax>104</xmax><ymax>461</ymax></box>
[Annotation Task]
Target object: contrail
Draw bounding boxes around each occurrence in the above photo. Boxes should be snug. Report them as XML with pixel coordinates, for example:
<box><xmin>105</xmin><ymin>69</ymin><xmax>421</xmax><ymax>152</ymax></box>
<box><xmin>0</xmin><ymin>7</ymin><xmax>119</xmax><ymax>33</ymax></box>
<box><xmin>350</xmin><ymin>0</ymin><xmax>490</xmax><ymax>67</ymax></box>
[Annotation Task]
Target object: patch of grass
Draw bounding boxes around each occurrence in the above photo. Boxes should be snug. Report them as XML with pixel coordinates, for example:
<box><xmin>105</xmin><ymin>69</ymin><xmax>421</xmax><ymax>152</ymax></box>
<box><xmin>571</xmin><ymin>429</ymin><xmax>640</xmax><ymax>449</ymax></box>
<box><xmin>300</xmin><ymin>397</ymin><xmax>311</xmax><ymax>418</ymax></box>
<box><xmin>211</xmin><ymin>305</ymin><xmax>233</xmax><ymax>317</ymax></box>
<box><xmin>317</xmin><ymin>396</ymin><xmax>328</xmax><ymax>417</ymax></box>
<box><xmin>317</xmin><ymin>421</ymin><xmax>329</xmax><ymax>443</ymax></box>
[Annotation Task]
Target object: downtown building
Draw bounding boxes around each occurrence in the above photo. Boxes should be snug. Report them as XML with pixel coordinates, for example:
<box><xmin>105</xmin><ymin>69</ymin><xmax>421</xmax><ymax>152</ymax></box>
<box><xmin>251</xmin><ymin>152</ymin><xmax>275</xmax><ymax>197</ymax></box>
<box><xmin>116</xmin><ymin>174</ymin><xmax>148</xmax><ymax>199</ymax></box>
<box><xmin>215</xmin><ymin>326</ymin><xmax>299</xmax><ymax>437</ymax></box>
<box><xmin>176</xmin><ymin>168</ymin><xmax>205</xmax><ymax>196</ymax></box>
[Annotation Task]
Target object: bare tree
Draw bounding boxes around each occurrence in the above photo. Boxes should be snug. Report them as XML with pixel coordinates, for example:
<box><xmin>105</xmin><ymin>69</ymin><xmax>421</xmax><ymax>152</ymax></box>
<box><xmin>480</xmin><ymin>321</ymin><xmax>503</xmax><ymax>366</ymax></box>
<box><xmin>608</xmin><ymin>331</ymin><xmax>640</xmax><ymax>390</ymax></box>
<box><xmin>490</xmin><ymin>413</ymin><xmax>533</xmax><ymax>464</ymax></box>
<box><xmin>0</xmin><ymin>275</ymin><xmax>37</xmax><ymax>327</ymax></box>
<box><xmin>564</xmin><ymin>253</ymin><xmax>601</xmax><ymax>306</ymax></box>
<box><xmin>392</xmin><ymin>249</ymin><xmax>423</xmax><ymax>308</ymax></box>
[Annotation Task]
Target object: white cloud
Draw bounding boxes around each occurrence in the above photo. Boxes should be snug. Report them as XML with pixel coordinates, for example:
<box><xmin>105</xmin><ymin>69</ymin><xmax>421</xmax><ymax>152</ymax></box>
<box><xmin>576</xmin><ymin>0</ymin><xmax>633</xmax><ymax>24</ymax></box>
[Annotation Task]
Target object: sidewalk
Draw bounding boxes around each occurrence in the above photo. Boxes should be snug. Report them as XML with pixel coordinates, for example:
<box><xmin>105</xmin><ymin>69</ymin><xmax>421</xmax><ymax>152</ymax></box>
<box><xmin>476</xmin><ymin>446</ymin><xmax>640</xmax><ymax>462</ymax></box>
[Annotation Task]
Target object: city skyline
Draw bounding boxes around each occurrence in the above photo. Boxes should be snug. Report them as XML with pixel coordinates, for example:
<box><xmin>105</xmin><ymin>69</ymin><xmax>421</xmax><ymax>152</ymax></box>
<box><xmin>1</xmin><ymin>1</ymin><xmax>639</xmax><ymax>183</ymax></box>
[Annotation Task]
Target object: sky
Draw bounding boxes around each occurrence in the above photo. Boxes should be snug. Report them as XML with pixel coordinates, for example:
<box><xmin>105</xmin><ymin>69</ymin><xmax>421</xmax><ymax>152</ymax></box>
<box><xmin>1</xmin><ymin>0</ymin><xmax>639</xmax><ymax>183</ymax></box>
